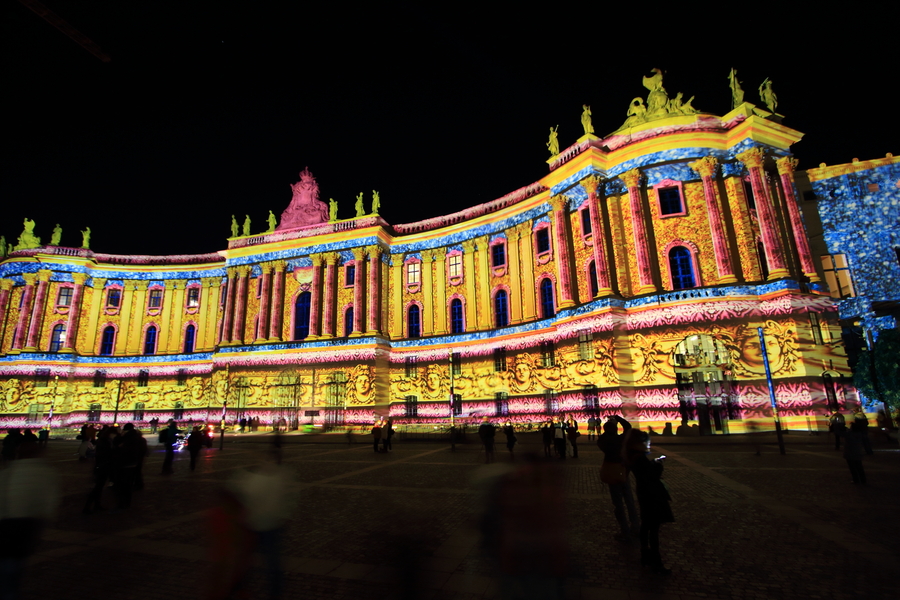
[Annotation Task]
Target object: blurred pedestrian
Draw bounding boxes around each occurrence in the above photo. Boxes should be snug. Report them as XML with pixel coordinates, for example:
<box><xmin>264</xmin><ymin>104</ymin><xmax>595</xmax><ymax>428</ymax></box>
<box><xmin>852</xmin><ymin>407</ymin><xmax>873</xmax><ymax>455</ymax></box>
<box><xmin>599</xmin><ymin>415</ymin><xmax>640</xmax><ymax>542</ymax></box>
<box><xmin>586</xmin><ymin>415</ymin><xmax>597</xmax><ymax>441</ymax></box>
<box><xmin>113</xmin><ymin>424</ymin><xmax>141</xmax><ymax>509</ymax></box>
<box><xmin>83</xmin><ymin>426</ymin><xmax>113</xmax><ymax>514</ymax></box>
<box><xmin>161</xmin><ymin>419</ymin><xmax>180</xmax><ymax>474</ymax></box>
<box><xmin>552</xmin><ymin>417</ymin><xmax>566</xmax><ymax>460</ymax></box>
<box><xmin>541</xmin><ymin>420</ymin><xmax>553</xmax><ymax>458</ymax></box>
<box><xmin>627</xmin><ymin>430</ymin><xmax>673</xmax><ymax>575</ymax></box>
<box><xmin>371</xmin><ymin>419</ymin><xmax>382</xmax><ymax>453</ymax></box>
<box><xmin>503</xmin><ymin>420</ymin><xmax>517</xmax><ymax>459</ymax></box>
<box><xmin>2</xmin><ymin>429</ymin><xmax>23</xmax><ymax>462</ymax></box>
<box><xmin>566</xmin><ymin>418</ymin><xmax>579</xmax><ymax>458</ymax></box>
<box><xmin>382</xmin><ymin>419</ymin><xmax>394</xmax><ymax>452</ymax></box>
<box><xmin>829</xmin><ymin>410</ymin><xmax>845</xmax><ymax>450</ymax></box>
<box><xmin>843</xmin><ymin>421</ymin><xmax>867</xmax><ymax>484</ymax></box>
<box><xmin>479</xmin><ymin>417</ymin><xmax>496</xmax><ymax>464</ymax></box>
<box><xmin>187</xmin><ymin>425</ymin><xmax>205</xmax><ymax>471</ymax></box>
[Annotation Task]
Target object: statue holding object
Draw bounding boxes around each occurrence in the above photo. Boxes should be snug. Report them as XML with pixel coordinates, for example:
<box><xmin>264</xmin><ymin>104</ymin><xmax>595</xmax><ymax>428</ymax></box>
<box><xmin>581</xmin><ymin>105</ymin><xmax>594</xmax><ymax>135</ymax></box>
<box><xmin>81</xmin><ymin>227</ymin><xmax>91</xmax><ymax>249</ymax></box>
<box><xmin>759</xmin><ymin>78</ymin><xmax>778</xmax><ymax>113</ymax></box>
<box><xmin>0</xmin><ymin>236</ymin><xmax>7</xmax><ymax>257</ymax></box>
<box><xmin>547</xmin><ymin>125</ymin><xmax>560</xmax><ymax>157</ymax></box>
<box><xmin>355</xmin><ymin>193</ymin><xmax>365</xmax><ymax>218</ymax></box>
<box><xmin>50</xmin><ymin>224</ymin><xmax>62</xmax><ymax>246</ymax></box>
<box><xmin>279</xmin><ymin>167</ymin><xmax>329</xmax><ymax>230</ymax></box>
<box><xmin>329</xmin><ymin>198</ymin><xmax>338</xmax><ymax>222</ymax></box>
<box><xmin>728</xmin><ymin>68</ymin><xmax>745</xmax><ymax>109</ymax></box>
<box><xmin>14</xmin><ymin>218</ymin><xmax>41</xmax><ymax>251</ymax></box>
<box><xmin>372</xmin><ymin>190</ymin><xmax>380</xmax><ymax>215</ymax></box>
<box><xmin>230</xmin><ymin>215</ymin><xmax>238</xmax><ymax>238</ymax></box>
<box><xmin>242</xmin><ymin>215</ymin><xmax>251</xmax><ymax>237</ymax></box>
<box><xmin>267</xmin><ymin>210</ymin><xmax>277</xmax><ymax>233</ymax></box>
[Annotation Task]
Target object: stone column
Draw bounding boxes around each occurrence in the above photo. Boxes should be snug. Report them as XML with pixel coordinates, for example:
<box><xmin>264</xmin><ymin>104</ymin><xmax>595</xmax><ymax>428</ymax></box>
<box><xmin>548</xmin><ymin>195</ymin><xmax>578</xmax><ymax>307</ymax></box>
<box><xmin>776</xmin><ymin>156</ymin><xmax>820</xmax><ymax>282</ymax></box>
<box><xmin>61</xmin><ymin>273</ymin><xmax>88</xmax><ymax>352</ymax></box>
<box><xmin>474</xmin><ymin>236</ymin><xmax>491</xmax><ymax>330</ymax></box>
<box><xmin>24</xmin><ymin>270</ymin><xmax>52</xmax><ymax>351</ymax></box>
<box><xmin>124</xmin><ymin>281</ymin><xmax>149</xmax><ymax>354</ymax></box>
<box><xmin>737</xmin><ymin>148</ymin><xmax>789</xmax><ymax>279</ymax></box>
<box><xmin>168</xmin><ymin>281</ymin><xmax>186</xmax><ymax>352</ymax></box>
<box><xmin>231</xmin><ymin>266</ymin><xmax>250</xmax><ymax>344</ymax></box>
<box><xmin>507</xmin><ymin>228</ymin><xmax>523</xmax><ymax>324</ymax></box>
<box><xmin>582</xmin><ymin>176</ymin><xmax>614</xmax><ymax>295</ymax></box>
<box><xmin>256</xmin><ymin>264</ymin><xmax>273</xmax><ymax>343</ymax></box>
<box><xmin>221</xmin><ymin>269</ymin><xmax>237</xmax><ymax>344</ymax></box>
<box><xmin>82</xmin><ymin>278</ymin><xmax>106</xmax><ymax>351</ymax></box>
<box><xmin>689</xmin><ymin>157</ymin><xmax>738</xmax><ymax>284</ymax></box>
<box><xmin>351</xmin><ymin>248</ymin><xmax>366</xmax><ymax>335</ymax></box>
<box><xmin>158</xmin><ymin>282</ymin><xmax>177</xmax><ymax>353</ymax></box>
<box><xmin>12</xmin><ymin>274</ymin><xmax>36</xmax><ymax>350</ymax></box>
<box><xmin>304</xmin><ymin>255</ymin><xmax>322</xmax><ymax>339</ymax></box>
<box><xmin>462</xmin><ymin>240</ymin><xmax>478</xmax><ymax>330</ymax></box>
<box><xmin>269</xmin><ymin>261</ymin><xmax>286</xmax><ymax>341</ymax></box>
<box><xmin>432</xmin><ymin>247</ymin><xmax>447</xmax><ymax>335</ymax></box>
<box><xmin>421</xmin><ymin>249</ymin><xmax>435</xmax><ymax>336</ymax></box>
<box><xmin>389</xmin><ymin>256</ymin><xmax>403</xmax><ymax>339</ymax></box>
<box><xmin>516</xmin><ymin>223</ymin><xmax>537</xmax><ymax>321</ymax></box>
<box><xmin>621</xmin><ymin>169</ymin><xmax>657</xmax><ymax>294</ymax></box>
<box><xmin>322</xmin><ymin>255</ymin><xmax>337</xmax><ymax>338</ymax></box>
<box><xmin>0</xmin><ymin>279</ymin><xmax>13</xmax><ymax>352</ymax></box>
<box><xmin>366</xmin><ymin>246</ymin><xmax>382</xmax><ymax>336</ymax></box>
<box><xmin>201</xmin><ymin>278</ymin><xmax>219</xmax><ymax>350</ymax></box>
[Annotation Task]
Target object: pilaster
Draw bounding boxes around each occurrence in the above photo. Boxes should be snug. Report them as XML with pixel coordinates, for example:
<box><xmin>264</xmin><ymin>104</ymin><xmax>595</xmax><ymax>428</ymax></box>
<box><xmin>689</xmin><ymin>157</ymin><xmax>738</xmax><ymax>284</ymax></box>
<box><xmin>776</xmin><ymin>156</ymin><xmax>819</xmax><ymax>281</ymax></box>
<box><xmin>269</xmin><ymin>260</ymin><xmax>286</xmax><ymax>341</ymax></box>
<box><xmin>737</xmin><ymin>148</ymin><xmax>789</xmax><ymax>279</ymax></box>
<box><xmin>256</xmin><ymin>264</ymin><xmax>273</xmax><ymax>343</ymax></box>
<box><xmin>462</xmin><ymin>240</ymin><xmax>478</xmax><ymax>331</ymax></box>
<box><xmin>421</xmin><ymin>249</ymin><xmax>435</xmax><ymax>336</ymax></box>
<box><xmin>322</xmin><ymin>255</ymin><xmax>338</xmax><ymax>338</ymax></box>
<box><xmin>60</xmin><ymin>273</ymin><xmax>88</xmax><ymax>353</ymax></box>
<box><xmin>582</xmin><ymin>176</ymin><xmax>614</xmax><ymax>295</ymax></box>
<box><xmin>432</xmin><ymin>247</ymin><xmax>448</xmax><ymax>335</ymax></box>
<box><xmin>11</xmin><ymin>274</ymin><xmax>36</xmax><ymax>350</ymax></box>
<box><xmin>24</xmin><ymin>269</ymin><xmax>52</xmax><ymax>351</ymax></box>
<box><xmin>621</xmin><ymin>169</ymin><xmax>657</xmax><ymax>294</ymax></box>
<box><xmin>351</xmin><ymin>248</ymin><xmax>366</xmax><ymax>336</ymax></box>
<box><xmin>83</xmin><ymin>278</ymin><xmax>106</xmax><ymax>353</ymax></box>
<box><xmin>507</xmin><ymin>228</ymin><xmax>523</xmax><ymax>324</ymax></box>
<box><xmin>548</xmin><ymin>195</ymin><xmax>578</xmax><ymax>307</ymax></box>
<box><xmin>366</xmin><ymin>246</ymin><xmax>382</xmax><ymax>336</ymax></box>
<box><xmin>0</xmin><ymin>279</ymin><xmax>13</xmax><ymax>353</ymax></box>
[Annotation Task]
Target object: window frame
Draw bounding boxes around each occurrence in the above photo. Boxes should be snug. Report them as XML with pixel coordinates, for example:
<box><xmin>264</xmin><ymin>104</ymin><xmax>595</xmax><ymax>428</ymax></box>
<box><xmin>105</xmin><ymin>286</ymin><xmax>122</xmax><ymax>313</ymax></box>
<box><xmin>183</xmin><ymin>323</ymin><xmax>196</xmax><ymax>354</ymax></box>
<box><xmin>344</xmin><ymin>262</ymin><xmax>356</xmax><ymax>287</ymax></box>
<box><xmin>490</xmin><ymin>238</ymin><xmax>508</xmax><ymax>275</ymax></box>
<box><xmin>49</xmin><ymin>323</ymin><xmax>66</xmax><ymax>353</ymax></box>
<box><xmin>294</xmin><ymin>291</ymin><xmax>312</xmax><ymax>340</ymax></box>
<box><xmin>56</xmin><ymin>286</ymin><xmax>74</xmax><ymax>308</ymax></box>
<box><xmin>493</xmin><ymin>288</ymin><xmax>509</xmax><ymax>328</ymax></box>
<box><xmin>143</xmin><ymin>325</ymin><xmax>158</xmax><ymax>355</ymax></box>
<box><xmin>534</xmin><ymin>224</ymin><xmax>552</xmax><ymax>264</ymax></box>
<box><xmin>408</xmin><ymin>303</ymin><xmax>421</xmax><ymax>338</ymax></box>
<box><xmin>653</xmin><ymin>179</ymin><xmax>687</xmax><ymax>218</ymax></box>
<box><xmin>447</xmin><ymin>252</ymin><xmax>463</xmax><ymax>285</ymax></box>
<box><xmin>185</xmin><ymin>285</ymin><xmax>201</xmax><ymax>311</ymax></box>
<box><xmin>449</xmin><ymin>297</ymin><xmax>465</xmax><ymax>334</ymax></box>
<box><xmin>99</xmin><ymin>325</ymin><xmax>116</xmax><ymax>356</ymax></box>
<box><xmin>147</xmin><ymin>286</ymin><xmax>164</xmax><ymax>311</ymax></box>
<box><xmin>494</xmin><ymin>347</ymin><xmax>508</xmax><ymax>372</ymax></box>
<box><xmin>539</xmin><ymin>278</ymin><xmax>555</xmax><ymax>319</ymax></box>
<box><xmin>580</xmin><ymin>206</ymin><xmax>592</xmax><ymax>237</ymax></box>
<box><xmin>668</xmin><ymin>245</ymin><xmax>698</xmax><ymax>290</ymax></box>
<box><xmin>820</xmin><ymin>254</ymin><xmax>856</xmax><ymax>299</ymax></box>
<box><xmin>344</xmin><ymin>306</ymin><xmax>354</xmax><ymax>337</ymax></box>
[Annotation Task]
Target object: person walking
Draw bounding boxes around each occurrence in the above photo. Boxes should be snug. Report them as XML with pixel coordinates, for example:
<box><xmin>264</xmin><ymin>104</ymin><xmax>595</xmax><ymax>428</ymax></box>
<box><xmin>161</xmin><ymin>419</ymin><xmax>180</xmax><ymax>474</ymax></box>
<box><xmin>113</xmin><ymin>424</ymin><xmax>141</xmax><ymax>509</ymax></box>
<box><xmin>627</xmin><ymin>430</ymin><xmax>673</xmax><ymax>575</ymax></box>
<box><xmin>566</xmin><ymin>418</ymin><xmax>579</xmax><ymax>458</ymax></box>
<box><xmin>552</xmin><ymin>418</ymin><xmax>566</xmax><ymax>460</ymax></box>
<box><xmin>587</xmin><ymin>415</ymin><xmax>597</xmax><ymax>441</ymax></box>
<box><xmin>187</xmin><ymin>425</ymin><xmax>205</xmax><ymax>471</ymax></box>
<box><xmin>843</xmin><ymin>420</ymin><xmax>867</xmax><ymax>484</ymax></box>
<box><xmin>829</xmin><ymin>410</ymin><xmax>846</xmax><ymax>450</ymax></box>
<box><xmin>371</xmin><ymin>420</ymin><xmax>382</xmax><ymax>453</ymax></box>
<box><xmin>83</xmin><ymin>426</ymin><xmax>113</xmax><ymax>514</ymax></box>
<box><xmin>852</xmin><ymin>407</ymin><xmax>873</xmax><ymax>455</ymax></box>
<box><xmin>541</xmin><ymin>420</ymin><xmax>553</xmax><ymax>458</ymax></box>
<box><xmin>381</xmin><ymin>419</ymin><xmax>394</xmax><ymax>452</ymax></box>
<box><xmin>479</xmin><ymin>417</ymin><xmax>496</xmax><ymax>464</ymax></box>
<box><xmin>502</xmin><ymin>420</ymin><xmax>517</xmax><ymax>459</ymax></box>
<box><xmin>598</xmin><ymin>415</ymin><xmax>640</xmax><ymax>542</ymax></box>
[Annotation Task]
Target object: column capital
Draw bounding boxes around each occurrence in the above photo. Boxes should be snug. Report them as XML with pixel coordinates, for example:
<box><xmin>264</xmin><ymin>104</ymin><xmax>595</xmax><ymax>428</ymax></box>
<box><xmin>461</xmin><ymin>239</ymin><xmax>477</xmax><ymax>253</ymax></box>
<box><xmin>581</xmin><ymin>175</ymin><xmax>603</xmax><ymax>195</ymax></box>
<box><xmin>323</xmin><ymin>253</ymin><xmax>339</xmax><ymax>266</ymax></box>
<box><xmin>736</xmin><ymin>147</ymin><xmax>765</xmax><ymax>169</ymax></box>
<box><xmin>431</xmin><ymin>246</ymin><xmax>447</xmax><ymax>259</ymax></box>
<box><xmin>235</xmin><ymin>265</ymin><xmax>251</xmax><ymax>278</ymax></box>
<box><xmin>72</xmin><ymin>273</ymin><xmax>88</xmax><ymax>285</ymax></box>
<box><xmin>201</xmin><ymin>277</ymin><xmax>219</xmax><ymax>287</ymax></box>
<box><xmin>689</xmin><ymin>156</ymin><xmax>718</xmax><ymax>178</ymax></box>
<box><xmin>131</xmin><ymin>280</ymin><xmax>149</xmax><ymax>291</ymax></box>
<box><xmin>507</xmin><ymin>227</ymin><xmax>522</xmax><ymax>242</ymax></box>
<box><xmin>272</xmin><ymin>259</ymin><xmax>288</xmax><ymax>272</ymax></box>
<box><xmin>776</xmin><ymin>156</ymin><xmax>799</xmax><ymax>176</ymax></box>
<box><xmin>515</xmin><ymin>221</ymin><xmax>532</xmax><ymax>237</ymax></box>
<box><xmin>22</xmin><ymin>273</ymin><xmax>37</xmax><ymax>286</ymax></box>
<box><xmin>259</xmin><ymin>262</ymin><xmax>274</xmax><ymax>275</ymax></box>
<box><xmin>351</xmin><ymin>247</ymin><xmax>366</xmax><ymax>261</ymax></box>
<box><xmin>226</xmin><ymin>267</ymin><xmax>238</xmax><ymax>279</ymax></box>
<box><xmin>37</xmin><ymin>269</ymin><xmax>52</xmax><ymax>283</ymax></box>
<box><xmin>548</xmin><ymin>194</ymin><xmax>569</xmax><ymax>212</ymax></box>
<box><xmin>420</xmin><ymin>249</ymin><xmax>435</xmax><ymax>262</ymax></box>
<box><xmin>366</xmin><ymin>245</ymin><xmax>383</xmax><ymax>261</ymax></box>
<box><xmin>0</xmin><ymin>279</ymin><xmax>13</xmax><ymax>292</ymax></box>
<box><xmin>475</xmin><ymin>235</ymin><xmax>490</xmax><ymax>250</ymax></box>
<box><xmin>91</xmin><ymin>277</ymin><xmax>107</xmax><ymax>289</ymax></box>
<box><xmin>310</xmin><ymin>254</ymin><xmax>323</xmax><ymax>267</ymax></box>
<box><xmin>620</xmin><ymin>168</ymin><xmax>642</xmax><ymax>188</ymax></box>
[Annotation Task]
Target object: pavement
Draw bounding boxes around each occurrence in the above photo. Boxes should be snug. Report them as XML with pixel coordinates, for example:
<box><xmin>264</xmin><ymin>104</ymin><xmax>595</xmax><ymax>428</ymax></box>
<box><xmin>10</xmin><ymin>429</ymin><xmax>899</xmax><ymax>600</ymax></box>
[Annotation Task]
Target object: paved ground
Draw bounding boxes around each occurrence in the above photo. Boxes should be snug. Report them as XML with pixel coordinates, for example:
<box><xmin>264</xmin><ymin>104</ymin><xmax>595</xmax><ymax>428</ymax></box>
<box><xmin>10</xmin><ymin>428</ymin><xmax>900</xmax><ymax>600</ymax></box>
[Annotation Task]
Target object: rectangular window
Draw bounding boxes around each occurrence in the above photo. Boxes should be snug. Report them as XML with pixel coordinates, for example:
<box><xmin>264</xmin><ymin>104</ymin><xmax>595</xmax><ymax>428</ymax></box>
<box><xmin>93</xmin><ymin>370</ymin><xmax>106</xmax><ymax>388</ymax></box>
<box><xmin>535</xmin><ymin>228</ymin><xmax>551</xmax><ymax>254</ymax></box>
<box><xmin>583</xmin><ymin>385</ymin><xmax>599</xmax><ymax>411</ymax></box>
<box><xmin>133</xmin><ymin>402</ymin><xmax>145</xmax><ymax>421</ymax></box>
<box><xmin>448</xmin><ymin>254</ymin><xmax>462</xmax><ymax>278</ymax></box>
<box><xmin>657</xmin><ymin>186</ymin><xmax>684</xmax><ymax>215</ymax></box>
<box><xmin>27</xmin><ymin>403</ymin><xmax>44</xmax><ymax>423</ymax></box>
<box><xmin>809</xmin><ymin>313</ymin><xmax>824</xmax><ymax>346</ymax></box>
<box><xmin>494</xmin><ymin>347</ymin><xmax>507</xmax><ymax>372</ymax></box>
<box><xmin>820</xmin><ymin>254</ymin><xmax>856</xmax><ymax>299</ymax></box>
<box><xmin>580</xmin><ymin>208</ymin><xmax>592</xmax><ymax>236</ymax></box>
<box><xmin>491</xmin><ymin>243</ymin><xmax>506</xmax><ymax>268</ymax></box>
<box><xmin>495</xmin><ymin>392</ymin><xmax>509</xmax><ymax>417</ymax></box>
<box><xmin>405</xmin><ymin>356</ymin><xmax>418</xmax><ymax>378</ymax></box>
<box><xmin>186</xmin><ymin>287</ymin><xmax>200</xmax><ymax>308</ymax></box>
<box><xmin>148</xmin><ymin>288</ymin><xmax>163</xmax><ymax>308</ymax></box>
<box><xmin>137</xmin><ymin>369</ymin><xmax>149</xmax><ymax>387</ymax></box>
<box><xmin>106</xmin><ymin>288</ymin><xmax>121</xmax><ymax>308</ymax></box>
<box><xmin>541</xmin><ymin>341</ymin><xmax>556</xmax><ymax>367</ymax></box>
<box><xmin>173</xmin><ymin>401</ymin><xmax>184</xmax><ymax>420</ymax></box>
<box><xmin>407</xmin><ymin>262</ymin><xmax>421</xmax><ymax>285</ymax></box>
<box><xmin>451</xmin><ymin>393</ymin><xmax>462</xmax><ymax>416</ymax></box>
<box><xmin>35</xmin><ymin>368</ymin><xmax>51</xmax><ymax>388</ymax></box>
<box><xmin>87</xmin><ymin>403</ymin><xmax>102</xmax><ymax>421</ymax></box>
<box><xmin>345</xmin><ymin>264</ymin><xmax>356</xmax><ymax>286</ymax></box>
<box><xmin>578</xmin><ymin>330</ymin><xmax>594</xmax><ymax>361</ymax></box>
<box><xmin>57</xmin><ymin>287</ymin><xmax>73</xmax><ymax>306</ymax></box>
<box><xmin>451</xmin><ymin>352</ymin><xmax>461</xmax><ymax>377</ymax></box>
<box><xmin>405</xmin><ymin>395</ymin><xmax>418</xmax><ymax>418</ymax></box>
<box><xmin>544</xmin><ymin>390</ymin><xmax>558</xmax><ymax>414</ymax></box>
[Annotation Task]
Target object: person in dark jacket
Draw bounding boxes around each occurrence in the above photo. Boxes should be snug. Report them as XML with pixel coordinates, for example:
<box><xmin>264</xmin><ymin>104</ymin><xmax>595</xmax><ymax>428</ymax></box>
<box><xmin>541</xmin><ymin>420</ymin><xmax>553</xmax><ymax>458</ymax></box>
<box><xmin>161</xmin><ymin>419</ymin><xmax>180</xmax><ymax>474</ymax></box>
<box><xmin>502</xmin><ymin>420</ymin><xmax>517</xmax><ymax>459</ymax></box>
<box><xmin>478</xmin><ymin>418</ymin><xmax>496</xmax><ymax>464</ymax></box>
<box><xmin>598</xmin><ymin>415</ymin><xmax>640</xmax><ymax>541</ymax></box>
<box><xmin>187</xmin><ymin>425</ymin><xmax>205</xmax><ymax>471</ymax></box>
<box><xmin>113</xmin><ymin>424</ymin><xmax>141</xmax><ymax>509</ymax></box>
<box><xmin>627</xmin><ymin>430</ymin><xmax>673</xmax><ymax>575</ymax></box>
<box><xmin>843</xmin><ymin>420</ymin><xmax>867</xmax><ymax>484</ymax></box>
<box><xmin>83</xmin><ymin>426</ymin><xmax>114</xmax><ymax>514</ymax></box>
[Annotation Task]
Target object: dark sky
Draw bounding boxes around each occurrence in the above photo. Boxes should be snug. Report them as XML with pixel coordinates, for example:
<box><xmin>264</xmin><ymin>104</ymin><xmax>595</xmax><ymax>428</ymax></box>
<box><xmin>3</xmin><ymin>2</ymin><xmax>896</xmax><ymax>256</ymax></box>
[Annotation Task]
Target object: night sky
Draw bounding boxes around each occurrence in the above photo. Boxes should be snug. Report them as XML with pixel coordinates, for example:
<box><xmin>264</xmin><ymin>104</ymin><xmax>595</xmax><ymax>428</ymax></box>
<box><xmin>3</xmin><ymin>3</ymin><xmax>896</xmax><ymax>257</ymax></box>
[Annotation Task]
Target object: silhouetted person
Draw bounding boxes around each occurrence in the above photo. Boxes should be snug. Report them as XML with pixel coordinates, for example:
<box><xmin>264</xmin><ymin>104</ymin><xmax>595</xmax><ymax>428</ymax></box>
<box><xmin>628</xmin><ymin>430</ymin><xmax>673</xmax><ymax>575</ymax></box>
<box><xmin>598</xmin><ymin>415</ymin><xmax>640</xmax><ymax>542</ymax></box>
<box><xmin>503</xmin><ymin>421</ymin><xmax>517</xmax><ymax>459</ymax></box>
<box><xmin>113</xmin><ymin>424</ymin><xmax>141</xmax><ymax>509</ymax></box>
<box><xmin>83</xmin><ymin>426</ymin><xmax>113</xmax><ymax>514</ymax></box>
<box><xmin>371</xmin><ymin>420</ymin><xmax>382</xmax><ymax>453</ymax></box>
<box><xmin>541</xmin><ymin>420</ymin><xmax>553</xmax><ymax>458</ymax></box>
<box><xmin>382</xmin><ymin>419</ymin><xmax>394</xmax><ymax>452</ymax></box>
<box><xmin>829</xmin><ymin>410</ymin><xmax>845</xmax><ymax>450</ymax></box>
<box><xmin>2</xmin><ymin>428</ymin><xmax>23</xmax><ymax>461</ymax></box>
<box><xmin>843</xmin><ymin>421</ymin><xmax>867</xmax><ymax>484</ymax></box>
<box><xmin>161</xmin><ymin>419</ymin><xmax>180</xmax><ymax>474</ymax></box>
<box><xmin>187</xmin><ymin>425</ymin><xmax>205</xmax><ymax>471</ymax></box>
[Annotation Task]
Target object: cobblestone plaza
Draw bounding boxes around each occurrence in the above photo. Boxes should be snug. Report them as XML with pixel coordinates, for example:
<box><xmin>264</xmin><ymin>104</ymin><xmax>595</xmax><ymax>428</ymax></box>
<box><xmin>15</xmin><ymin>432</ymin><xmax>899</xmax><ymax>600</ymax></box>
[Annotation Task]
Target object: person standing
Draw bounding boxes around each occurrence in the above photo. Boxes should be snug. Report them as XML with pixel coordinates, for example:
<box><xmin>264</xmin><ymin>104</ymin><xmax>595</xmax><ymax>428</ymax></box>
<box><xmin>187</xmin><ymin>425</ymin><xmax>205</xmax><ymax>471</ymax></box>
<box><xmin>371</xmin><ymin>420</ymin><xmax>382</xmax><ymax>453</ymax></box>
<box><xmin>502</xmin><ymin>420</ymin><xmax>517</xmax><ymax>459</ymax></box>
<box><xmin>541</xmin><ymin>420</ymin><xmax>553</xmax><ymax>458</ymax></box>
<box><xmin>829</xmin><ymin>410</ymin><xmax>846</xmax><ymax>450</ymax></box>
<box><xmin>552</xmin><ymin>417</ymin><xmax>566</xmax><ymax>460</ymax></box>
<box><xmin>381</xmin><ymin>419</ymin><xmax>394</xmax><ymax>452</ymax></box>
<box><xmin>598</xmin><ymin>415</ymin><xmax>640</xmax><ymax>542</ymax></box>
<box><xmin>843</xmin><ymin>421</ymin><xmax>867</xmax><ymax>484</ymax></box>
<box><xmin>113</xmin><ymin>424</ymin><xmax>141</xmax><ymax>509</ymax></box>
<box><xmin>161</xmin><ymin>419</ymin><xmax>180</xmax><ymax>474</ymax></box>
<box><xmin>587</xmin><ymin>416</ymin><xmax>597</xmax><ymax>441</ymax></box>
<box><xmin>566</xmin><ymin>419</ymin><xmax>579</xmax><ymax>459</ymax></box>
<box><xmin>83</xmin><ymin>426</ymin><xmax>113</xmax><ymax>514</ymax></box>
<box><xmin>628</xmin><ymin>430</ymin><xmax>673</xmax><ymax>575</ymax></box>
<box><xmin>852</xmin><ymin>407</ymin><xmax>873</xmax><ymax>455</ymax></box>
<box><xmin>479</xmin><ymin>417</ymin><xmax>496</xmax><ymax>464</ymax></box>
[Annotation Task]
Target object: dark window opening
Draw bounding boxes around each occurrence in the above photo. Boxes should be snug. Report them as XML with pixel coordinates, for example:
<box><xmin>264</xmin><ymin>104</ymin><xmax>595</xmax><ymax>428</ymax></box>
<box><xmin>581</xmin><ymin>207</ymin><xmax>592</xmax><ymax>235</ymax></box>
<box><xmin>408</xmin><ymin>305</ymin><xmax>421</xmax><ymax>338</ymax></box>
<box><xmin>294</xmin><ymin>292</ymin><xmax>311</xmax><ymax>340</ymax></box>
<box><xmin>491</xmin><ymin>243</ymin><xmax>506</xmax><ymax>268</ymax></box>
<box><xmin>137</xmin><ymin>369</ymin><xmax>149</xmax><ymax>387</ymax></box>
<box><xmin>535</xmin><ymin>228</ymin><xmax>551</xmax><ymax>254</ymax></box>
<box><xmin>658</xmin><ymin>186</ymin><xmax>683</xmax><ymax>215</ymax></box>
<box><xmin>494</xmin><ymin>347</ymin><xmax>507</xmax><ymax>372</ymax></box>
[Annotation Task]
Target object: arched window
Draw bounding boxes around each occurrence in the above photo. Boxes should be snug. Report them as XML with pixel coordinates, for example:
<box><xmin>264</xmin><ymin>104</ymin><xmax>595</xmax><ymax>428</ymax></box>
<box><xmin>494</xmin><ymin>290</ymin><xmax>509</xmax><ymax>328</ymax></box>
<box><xmin>588</xmin><ymin>261</ymin><xmax>599</xmax><ymax>298</ymax></box>
<box><xmin>294</xmin><ymin>291</ymin><xmax>311</xmax><ymax>340</ymax></box>
<box><xmin>540</xmin><ymin>278</ymin><xmax>555</xmax><ymax>318</ymax></box>
<box><xmin>408</xmin><ymin>305</ymin><xmax>421</xmax><ymax>338</ymax></box>
<box><xmin>344</xmin><ymin>307</ymin><xmax>354</xmax><ymax>337</ymax></box>
<box><xmin>450</xmin><ymin>298</ymin><xmax>464</xmax><ymax>334</ymax></box>
<box><xmin>143</xmin><ymin>326</ymin><xmax>157</xmax><ymax>355</ymax></box>
<box><xmin>100</xmin><ymin>326</ymin><xmax>116</xmax><ymax>356</ymax></box>
<box><xmin>669</xmin><ymin>246</ymin><xmax>696</xmax><ymax>290</ymax></box>
<box><xmin>183</xmin><ymin>324</ymin><xmax>196</xmax><ymax>354</ymax></box>
<box><xmin>49</xmin><ymin>324</ymin><xmax>66</xmax><ymax>352</ymax></box>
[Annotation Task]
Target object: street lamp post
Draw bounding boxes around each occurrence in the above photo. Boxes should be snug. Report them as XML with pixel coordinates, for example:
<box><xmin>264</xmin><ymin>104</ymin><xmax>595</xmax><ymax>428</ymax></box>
<box><xmin>112</xmin><ymin>379</ymin><xmax>123</xmax><ymax>426</ymax></box>
<box><xmin>219</xmin><ymin>365</ymin><xmax>229</xmax><ymax>451</ymax></box>
<box><xmin>757</xmin><ymin>327</ymin><xmax>786</xmax><ymax>455</ymax></box>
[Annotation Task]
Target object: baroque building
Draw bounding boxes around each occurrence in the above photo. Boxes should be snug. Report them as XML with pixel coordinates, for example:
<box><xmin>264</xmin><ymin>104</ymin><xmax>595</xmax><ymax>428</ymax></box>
<box><xmin>0</xmin><ymin>76</ymin><xmax>860</xmax><ymax>433</ymax></box>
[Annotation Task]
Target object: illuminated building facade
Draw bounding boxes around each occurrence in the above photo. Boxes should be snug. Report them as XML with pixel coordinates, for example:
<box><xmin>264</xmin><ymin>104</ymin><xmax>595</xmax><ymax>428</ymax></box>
<box><xmin>0</xmin><ymin>85</ymin><xmax>859</xmax><ymax>433</ymax></box>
